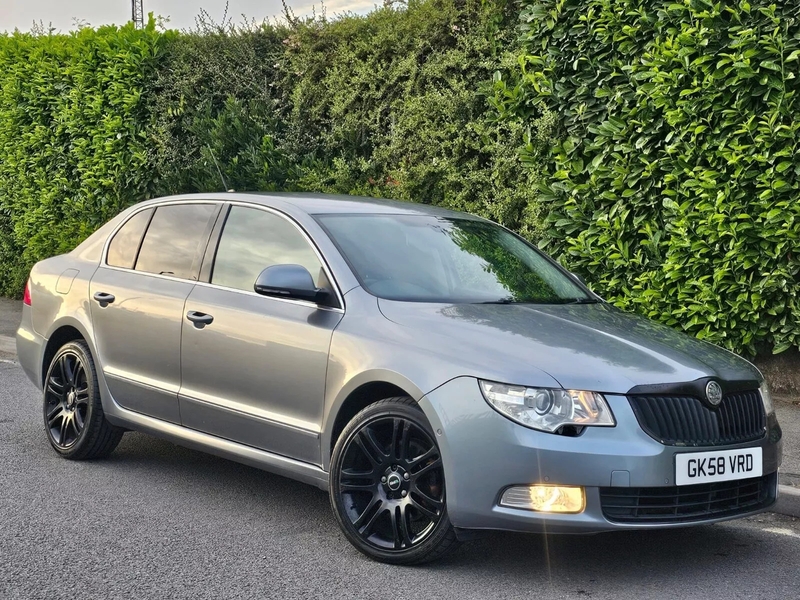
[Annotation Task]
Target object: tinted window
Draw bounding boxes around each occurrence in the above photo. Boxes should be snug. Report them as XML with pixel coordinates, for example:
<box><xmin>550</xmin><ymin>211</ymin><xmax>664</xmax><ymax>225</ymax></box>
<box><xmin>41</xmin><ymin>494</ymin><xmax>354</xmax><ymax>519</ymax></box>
<box><xmin>317</xmin><ymin>214</ymin><xmax>591</xmax><ymax>304</ymax></box>
<box><xmin>135</xmin><ymin>204</ymin><xmax>216</xmax><ymax>280</ymax></box>
<box><xmin>212</xmin><ymin>207</ymin><xmax>324</xmax><ymax>292</ymax></box>
<box><xmin>107</xmin><ymin>208</ymin><xmax>153</xmax><ymax>269</ymax></box>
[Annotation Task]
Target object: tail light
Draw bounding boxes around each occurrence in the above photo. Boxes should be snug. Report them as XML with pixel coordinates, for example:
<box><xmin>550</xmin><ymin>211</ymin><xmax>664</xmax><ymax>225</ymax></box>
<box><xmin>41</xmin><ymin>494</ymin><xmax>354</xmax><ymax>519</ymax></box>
<box><xmin>23</xmin><ymin>278</ymin><xmax>32</xmax><ymax>306</ymax></box>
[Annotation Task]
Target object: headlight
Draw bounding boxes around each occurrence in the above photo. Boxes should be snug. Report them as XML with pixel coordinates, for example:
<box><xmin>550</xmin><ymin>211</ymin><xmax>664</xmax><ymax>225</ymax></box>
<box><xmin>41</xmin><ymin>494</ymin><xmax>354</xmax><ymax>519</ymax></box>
<box><xmin>759</xmin><ymin>382</ymin><xmax>774</xmax><ymax>415</ymax></box>
<box><xmin>479</xmin><ymin>380</ymin><xmax>615</xmax><ymax>433</ymax></box>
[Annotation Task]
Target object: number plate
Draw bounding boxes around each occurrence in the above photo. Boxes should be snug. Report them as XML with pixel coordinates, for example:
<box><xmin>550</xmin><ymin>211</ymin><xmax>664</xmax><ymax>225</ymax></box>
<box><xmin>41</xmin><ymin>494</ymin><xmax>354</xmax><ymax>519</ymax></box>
<box><xmin>675</xmin><ymin>447</ymin><xmax>762</xmax><ymax>486</ymax></box>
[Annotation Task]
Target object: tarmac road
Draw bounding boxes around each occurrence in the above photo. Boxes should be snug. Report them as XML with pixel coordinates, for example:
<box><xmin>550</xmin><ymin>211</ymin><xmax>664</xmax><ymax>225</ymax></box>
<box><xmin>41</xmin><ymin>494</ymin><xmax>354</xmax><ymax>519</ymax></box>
<box><xmin>1</xmin><ymin>360</ymin><xmax>799</xmax><ymax>600</ymax></box>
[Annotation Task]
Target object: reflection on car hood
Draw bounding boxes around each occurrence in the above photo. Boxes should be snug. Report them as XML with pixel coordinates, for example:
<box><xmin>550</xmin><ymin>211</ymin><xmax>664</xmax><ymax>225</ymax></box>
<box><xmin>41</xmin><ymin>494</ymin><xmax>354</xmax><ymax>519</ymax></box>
<box><xmin>377</xmin><ymin>300</ymin><xmax>761</xmax><ymax>394</ymax></box>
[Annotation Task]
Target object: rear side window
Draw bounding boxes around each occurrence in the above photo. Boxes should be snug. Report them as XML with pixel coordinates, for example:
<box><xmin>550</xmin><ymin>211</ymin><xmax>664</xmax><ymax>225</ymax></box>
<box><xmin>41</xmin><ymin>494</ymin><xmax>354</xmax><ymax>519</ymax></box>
<box><xmin>211</xmin><ymin>206</ymin><xmax>324</xmax><ymax>292</ymax></box>
<box><xmin>106</xmin><ymin>208</ymin><xmax>153</xmax><ymax>269</ymax></box>
<box><xmin>135</xmin><ymin>204</ymin><xmax>216</xmax><ymax>280</ymax></box>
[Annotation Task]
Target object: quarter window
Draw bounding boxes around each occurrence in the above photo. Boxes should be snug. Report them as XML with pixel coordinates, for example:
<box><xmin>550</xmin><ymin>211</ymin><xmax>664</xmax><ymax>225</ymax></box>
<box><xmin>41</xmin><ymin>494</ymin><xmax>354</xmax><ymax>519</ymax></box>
<box><xmin>135</xmin><ymin>204</ymin><xmax>216</xmax><ymax>280</ymax></box>
<box><xmin>212</xmin><ymin>207</ymin><xmax>325</xmax><ymax>293</ymax></box>
<box><xmin>107</xmin><ymin>208</ymin><xmax>153</xmax><ymax>269</ymax></box>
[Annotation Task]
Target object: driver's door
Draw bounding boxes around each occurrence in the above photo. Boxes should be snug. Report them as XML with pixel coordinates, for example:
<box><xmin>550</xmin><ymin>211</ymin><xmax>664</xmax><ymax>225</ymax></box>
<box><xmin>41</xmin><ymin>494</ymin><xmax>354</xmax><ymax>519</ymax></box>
<box><xmin>178</xmin><ymin>205</ymin><xmax>343</xmax><ymax>465</ymax></box>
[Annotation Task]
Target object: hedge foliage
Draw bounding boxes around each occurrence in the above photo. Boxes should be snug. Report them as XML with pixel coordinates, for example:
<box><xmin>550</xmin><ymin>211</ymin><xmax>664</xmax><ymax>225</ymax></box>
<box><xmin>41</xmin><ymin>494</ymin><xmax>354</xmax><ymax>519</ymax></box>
<box><xmin>2</xmin><ymin>1</ymin><xmax>537</xmax><ymax>297</ymax></box>
<box><xmin>148</xmin><ymin>0</ymin><xmax>539</xmax><ymax>232</ymax></box>
<box><xmin>0</xmin><ymin>20</ymin><xmax>168</xmax><ymax>295</ymax></box>
<box><xmin>148</xmin><ymin>17</ymin><xmax>293</xmax><ymax>194</ymax></box>
<box><xmin>492</xmin><ymin>0</ymin><xmax>800</xmax><ymax>355</ymax></box>
<box><xmin>1</xmin><ymin>0</ymin><xmax>798</xmax><ymax>356</ymax></box>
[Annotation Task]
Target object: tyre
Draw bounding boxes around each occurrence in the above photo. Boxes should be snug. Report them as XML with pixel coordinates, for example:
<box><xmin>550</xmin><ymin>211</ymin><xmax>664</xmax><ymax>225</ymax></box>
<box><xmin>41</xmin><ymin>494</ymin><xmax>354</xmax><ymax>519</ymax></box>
<box><xmin>43</xmin><ymin>340</ymin><xmax>123</xmax><ymax>459</ymax></box>
<box><xmin>329</xmin><ymin>397</ymin><xmax>458</xmax><ymax>564</ymax></box>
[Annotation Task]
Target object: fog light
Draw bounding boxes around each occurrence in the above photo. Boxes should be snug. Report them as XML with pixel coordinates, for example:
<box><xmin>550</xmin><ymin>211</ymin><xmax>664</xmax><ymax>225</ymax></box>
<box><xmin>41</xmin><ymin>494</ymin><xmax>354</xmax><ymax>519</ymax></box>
<box><xmin>500</xmin><ymin>485</ymin><xmax>585</xmax><ymax>513</ymax></box>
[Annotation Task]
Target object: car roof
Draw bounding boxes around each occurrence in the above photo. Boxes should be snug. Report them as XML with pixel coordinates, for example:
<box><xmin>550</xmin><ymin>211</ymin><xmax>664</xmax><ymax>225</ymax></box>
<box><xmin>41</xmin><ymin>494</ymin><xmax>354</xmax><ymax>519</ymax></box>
<box><xmin>141</xmin><ymin>192</ymin><xmax>485</xmax><ymax>220</ymax></box>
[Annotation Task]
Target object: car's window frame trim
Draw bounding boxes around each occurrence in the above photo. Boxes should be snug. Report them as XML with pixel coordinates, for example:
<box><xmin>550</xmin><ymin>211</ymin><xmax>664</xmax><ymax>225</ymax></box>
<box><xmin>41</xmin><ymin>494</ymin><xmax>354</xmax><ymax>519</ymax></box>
<box><xmin>134</xmin><ymin>202</ymin><xmax>220</xmax><ymax>281</ymax></box>
<box><xmin>131</xmin><ymin>208</ymin><xmax>156</xmax><ymax>270</ymax></box>
<box><xmin>198</xmin><ymin>203</ymin><xmax>230</xmax><ymax>283</ymax></box>
<box><xmin>105</xmin><ymin>206</ymin><xmax>154</xmax><ymax>270</ymax></box>
<box><xmin>202</xmin><ymin>200</ymin><xmax>344</xmax><ymax>311</ymax></box>
<box><xmin>101</xmin><ymin>198</ymin><xmax>345</xmax><ymax>313</ymax></box>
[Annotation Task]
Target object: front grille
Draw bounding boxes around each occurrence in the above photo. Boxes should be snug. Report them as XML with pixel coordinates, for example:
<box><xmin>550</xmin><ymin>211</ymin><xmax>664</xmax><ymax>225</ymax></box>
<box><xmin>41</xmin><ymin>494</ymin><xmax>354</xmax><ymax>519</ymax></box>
<box><xmin>600</xmin><ymin>473</ymin><xmax>776</xmax><ymax>524</ymax></box>
<box><xmin>628</xmin><ymin>390</ymin><xmax>766</xmax><ymax>446</ymax></box>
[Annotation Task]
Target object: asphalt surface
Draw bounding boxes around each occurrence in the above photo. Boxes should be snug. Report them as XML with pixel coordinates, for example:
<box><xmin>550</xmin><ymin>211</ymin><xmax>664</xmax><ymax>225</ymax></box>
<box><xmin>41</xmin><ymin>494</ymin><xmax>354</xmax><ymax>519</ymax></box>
<box><xmin>0</xmin><ymin>297</ymin><xmax>19</xmax><ymax>357</ymax></box>
<box><xmin>0</xmin><ymin>297</ymin><xmax>20</xmax><ymax>337</ymax></box>
<box><xmin>776</xmin><ymin>395</ymin><xmax>800</xmax><ymax>488</ymax></box>
<box><xmin>1</xmin><ymin>362</ymin><xmax>800</xmax><ymax>600</ymax></box>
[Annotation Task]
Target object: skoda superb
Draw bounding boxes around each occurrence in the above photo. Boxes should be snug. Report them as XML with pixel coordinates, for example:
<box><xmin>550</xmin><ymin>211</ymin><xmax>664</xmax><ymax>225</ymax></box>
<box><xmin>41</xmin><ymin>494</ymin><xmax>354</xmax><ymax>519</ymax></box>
<box><xmin>16</xmin><ymin>193</ymin><xmax>782</xmax><ymax>564</ymax></box>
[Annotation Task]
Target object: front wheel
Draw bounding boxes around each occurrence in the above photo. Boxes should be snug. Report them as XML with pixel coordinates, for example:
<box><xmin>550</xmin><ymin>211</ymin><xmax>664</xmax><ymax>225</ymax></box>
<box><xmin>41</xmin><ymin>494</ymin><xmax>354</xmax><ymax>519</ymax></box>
<box><xmin>43</xmin><ymin>340</ymin><xmax>123</xmax><ymax>459</ymax></box>
<box><xmin>329</xmin><ymin>397</ymin><xmax>458</xmax><ymax>564</ymax></box>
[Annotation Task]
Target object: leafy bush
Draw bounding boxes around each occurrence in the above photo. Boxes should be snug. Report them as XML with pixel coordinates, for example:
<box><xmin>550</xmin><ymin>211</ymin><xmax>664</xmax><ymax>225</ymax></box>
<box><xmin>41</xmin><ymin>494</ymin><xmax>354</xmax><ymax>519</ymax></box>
<box><xmin>0</xmin><ymin>19</ymin><xmax>167</xmax><ymax>296</ymax></box>
<box><xmin>2</xmin><ymin>2</ymin><xmax>540</xmax><ymax>296</ymax></box>
<box><xmin>148</xmin><ymin>17</ymin><xmax>296</xmax><ymax>194</ymax></box>
<box><xmin>5</xmin><ymin>0</ymin><xmax>795</xmax><ymax>359</ymax></box>
<box><xmin>492</xmin><ymin>0</ymin><xmax>800</xmax><ymax>355</ymax></box>
<box><xmin>279</xmin><ymin>0</ymin><xmax>541</xmax><ymax>232</ymax></box>
<box><xmin>147</xmin><ymin>0</ymin><xmax>541</xmax><ymax>232</ymax></box>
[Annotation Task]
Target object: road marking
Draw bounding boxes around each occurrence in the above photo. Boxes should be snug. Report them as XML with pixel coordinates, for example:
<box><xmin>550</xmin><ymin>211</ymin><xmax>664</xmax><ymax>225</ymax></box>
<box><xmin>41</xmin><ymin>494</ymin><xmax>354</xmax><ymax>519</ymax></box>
<box><xmin>764</xmin><ymin>527</ymin><xmax>800</xmax><ymax>539</ymax></box>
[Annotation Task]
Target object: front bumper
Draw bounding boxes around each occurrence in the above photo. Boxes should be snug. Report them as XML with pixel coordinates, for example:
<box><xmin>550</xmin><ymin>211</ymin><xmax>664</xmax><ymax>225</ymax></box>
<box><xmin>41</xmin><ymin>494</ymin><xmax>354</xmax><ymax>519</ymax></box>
<box><xmin>419</xmin><ymin>377</ymin><xmax>782</xmax><ymax>534</ymax></box>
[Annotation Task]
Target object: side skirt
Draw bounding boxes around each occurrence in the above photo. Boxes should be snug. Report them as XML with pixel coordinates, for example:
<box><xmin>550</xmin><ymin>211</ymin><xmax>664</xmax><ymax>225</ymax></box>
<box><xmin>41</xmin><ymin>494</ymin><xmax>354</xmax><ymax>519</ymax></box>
<box><xmin>105</xmin><ymin>398</ymin><xmax>329</xmax><ymax>491</ymax></box>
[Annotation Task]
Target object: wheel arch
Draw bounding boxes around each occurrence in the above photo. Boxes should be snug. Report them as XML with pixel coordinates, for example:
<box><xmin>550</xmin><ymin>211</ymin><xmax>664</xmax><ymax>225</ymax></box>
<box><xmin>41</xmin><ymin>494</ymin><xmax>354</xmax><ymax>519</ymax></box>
<box><xmin>41</xmin><ymin>318</ymin><xmax>96</xmax><ymax>388</ymax></box>
<box><xmin>322</xmin><ymin>370</ymin><xmax>426</xmax><ymax>470</ymax></box>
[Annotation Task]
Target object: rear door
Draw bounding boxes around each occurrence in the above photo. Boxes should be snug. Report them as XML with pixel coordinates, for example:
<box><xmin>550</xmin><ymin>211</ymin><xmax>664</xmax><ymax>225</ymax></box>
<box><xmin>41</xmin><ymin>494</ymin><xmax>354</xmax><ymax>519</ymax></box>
<box><xmin>90</xmin><ymin>202</ymin><xmax>220</xmax><ymax>423</ymax></box>
<box><xmin>178</xmin><ymin>204</ymin><xmax>343</xmax><ymax>464</ymax></box>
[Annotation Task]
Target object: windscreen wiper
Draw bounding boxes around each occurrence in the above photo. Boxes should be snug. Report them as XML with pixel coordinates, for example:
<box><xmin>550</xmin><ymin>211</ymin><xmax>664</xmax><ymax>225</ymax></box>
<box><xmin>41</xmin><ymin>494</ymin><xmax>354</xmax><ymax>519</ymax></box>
<box><xmin>475</xmin><ymin>297</ymin><xmax>517</xmax><ymax>304</ymax></box>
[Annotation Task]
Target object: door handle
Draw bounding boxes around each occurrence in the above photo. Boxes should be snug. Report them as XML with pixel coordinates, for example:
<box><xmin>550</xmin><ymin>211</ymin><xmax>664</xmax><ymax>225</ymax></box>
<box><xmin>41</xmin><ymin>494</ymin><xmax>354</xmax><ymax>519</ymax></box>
<box><xmin>186</xmin><ymin>311</ymin><xmax>214</xmax><ymax>327</ymax></box>
<box><xmin>92</xmin><ymin>292</ymin><xmax>116</xmax><ymax>306</ymax></box>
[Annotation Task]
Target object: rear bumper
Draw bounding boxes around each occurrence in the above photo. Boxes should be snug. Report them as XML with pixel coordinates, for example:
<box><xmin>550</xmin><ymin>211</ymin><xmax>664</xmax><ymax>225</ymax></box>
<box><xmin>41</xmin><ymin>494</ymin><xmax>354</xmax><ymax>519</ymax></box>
<box><xmin>419</xmin><ymin>377</ymin><xmax>782</xmax><ymax>534</ymax></box>
<box><xmin>16</xmin><ymin>305</ymin><xmax>44</xmax><ymax>389</ymax></box>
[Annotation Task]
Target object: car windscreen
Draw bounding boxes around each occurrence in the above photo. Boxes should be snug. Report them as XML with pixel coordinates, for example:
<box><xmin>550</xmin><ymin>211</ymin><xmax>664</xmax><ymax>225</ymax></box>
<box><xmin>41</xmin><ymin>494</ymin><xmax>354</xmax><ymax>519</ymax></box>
<box><xmin>316</xmin><ymin>214</ymin><xmax>592</xmax><ymax>304</ymax></box>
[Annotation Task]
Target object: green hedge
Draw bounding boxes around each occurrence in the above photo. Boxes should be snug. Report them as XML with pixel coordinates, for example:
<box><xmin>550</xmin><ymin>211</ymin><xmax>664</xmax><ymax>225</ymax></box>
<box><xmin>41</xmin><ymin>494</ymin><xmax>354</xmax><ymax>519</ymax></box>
<box><xmin>148</xmin><ymin>0</ymin><xmax>539</xmax><ymax>231</ymax></box>
<box><xmin>492</xmin><ymin>0</ymin><xmax>800</xmax><ymax>355</ymax></box>
<box><xmin>276</xmin><ymin>0</ymin><xmax>539</xmax><ymax>234</ymax></box>
<box><xmin>2</xmin><ymin>2</ymin><xmax>537</xmax><ymax>297</ymax></box>
<box><xmin>1</xmin><ymin>0</ymin><xmax>798</xmax><ymax>357</ymax></box>
<box><xmin>0</xmin><ymin>20</ymin><xmax>168</xmax><ymax>295</ymax></box>
<box><xmin>148</xmin><ymin>17</ymin><xmax>294</xmax><ymax>194</ymax></box>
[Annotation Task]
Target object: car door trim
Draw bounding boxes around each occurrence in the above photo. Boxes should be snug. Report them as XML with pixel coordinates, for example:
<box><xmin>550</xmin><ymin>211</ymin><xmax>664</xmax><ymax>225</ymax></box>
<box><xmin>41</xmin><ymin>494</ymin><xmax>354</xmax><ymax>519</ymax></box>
<box><xmin>104</xmin><ymin>367</ymin><xmax>181</xmax><ymax>395</ymax></box>
<box><xmin>104</xmin><ymin>394</ymin><xmax>329</xmax><ymax>489</ymax></box>
<box><xmin>179</xmin><ymin>390</ymin><xmax>321</xmax><ymax>435</ymax></box>
<box><xmin>190</xmin><ymin>280</ymin><xmax>343</xmax><ymax>313</ymax></box>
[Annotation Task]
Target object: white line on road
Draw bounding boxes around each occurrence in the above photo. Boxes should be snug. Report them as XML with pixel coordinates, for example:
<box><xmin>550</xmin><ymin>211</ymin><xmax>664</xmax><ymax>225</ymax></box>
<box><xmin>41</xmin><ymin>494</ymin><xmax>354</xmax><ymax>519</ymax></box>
<box><xmin>763</xmin><ymin>527</ymin><xmax>800</xmax><ymax>539</ymax></box>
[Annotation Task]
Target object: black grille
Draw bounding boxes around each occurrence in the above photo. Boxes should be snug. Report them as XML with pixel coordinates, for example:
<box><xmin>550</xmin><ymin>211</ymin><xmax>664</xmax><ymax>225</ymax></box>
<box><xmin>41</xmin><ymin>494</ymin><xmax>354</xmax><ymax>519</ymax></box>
<box><xmin>600</xmin><ymin>473</ymin><xmax>776</xmax><ymax>523</ymax></box>
<box><xmin>628</xmin><ymin>390</ymin><xmax>766</xmax><ymax>446</ymax></box>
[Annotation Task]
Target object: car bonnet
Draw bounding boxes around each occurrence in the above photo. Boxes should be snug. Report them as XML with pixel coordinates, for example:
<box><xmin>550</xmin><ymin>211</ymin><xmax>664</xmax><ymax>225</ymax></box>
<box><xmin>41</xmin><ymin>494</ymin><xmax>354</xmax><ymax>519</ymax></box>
<box><xmin>377</xmin><ymin>299</ymin><xmax>762</xmax><ymax>394</ymax></box>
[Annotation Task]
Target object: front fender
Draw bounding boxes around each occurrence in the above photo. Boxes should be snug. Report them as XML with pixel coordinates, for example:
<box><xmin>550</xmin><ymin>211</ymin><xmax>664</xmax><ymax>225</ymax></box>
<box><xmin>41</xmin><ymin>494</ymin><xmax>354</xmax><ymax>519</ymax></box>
<box><xmin>320</xmin><ymin>368</ymin><xmax>427</xmax><ymax>471</ymax></box>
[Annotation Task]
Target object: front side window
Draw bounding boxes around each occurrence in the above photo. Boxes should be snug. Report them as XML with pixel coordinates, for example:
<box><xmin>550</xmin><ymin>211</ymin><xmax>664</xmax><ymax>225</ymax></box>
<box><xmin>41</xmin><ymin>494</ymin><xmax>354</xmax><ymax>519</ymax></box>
<box><xmin>317</xmin><ymin>214</ymin><xmax>592</xmax><ymax>304</ymax></box>
<box><xmin>135</xmin><ymin>204</ymin><xmax>216</xmax><ymax>280</ymax></box>
<box><xmin>107</xmin><ymin>208</ymin><xmax>153</xmax><ymax>269</ymax></box>
<box><xmin>211</xmin><ymin>206</ymin><xmax>325</xmax><ymax>293</ymax></box>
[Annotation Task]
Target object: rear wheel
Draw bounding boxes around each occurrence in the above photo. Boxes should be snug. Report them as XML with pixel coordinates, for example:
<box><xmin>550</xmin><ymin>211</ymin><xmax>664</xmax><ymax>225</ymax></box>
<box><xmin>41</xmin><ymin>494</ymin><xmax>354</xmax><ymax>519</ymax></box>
<box><xmin>43</xmin><ymin>340</ymin><xmax>123</xmax><ymax>459</ymax></box>
<box><xmin>329</xmin><ymin>397</ymin><xmax>458</xmax><ymax>564</ymax></box>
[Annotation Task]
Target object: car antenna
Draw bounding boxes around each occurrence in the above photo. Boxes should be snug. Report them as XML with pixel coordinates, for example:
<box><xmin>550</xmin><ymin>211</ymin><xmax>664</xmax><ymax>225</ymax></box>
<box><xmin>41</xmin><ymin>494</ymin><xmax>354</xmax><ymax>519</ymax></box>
<box><xmin>206</xmin><ymin>145</ymin><xmax>229</xmax><ymax>192</ymax></box>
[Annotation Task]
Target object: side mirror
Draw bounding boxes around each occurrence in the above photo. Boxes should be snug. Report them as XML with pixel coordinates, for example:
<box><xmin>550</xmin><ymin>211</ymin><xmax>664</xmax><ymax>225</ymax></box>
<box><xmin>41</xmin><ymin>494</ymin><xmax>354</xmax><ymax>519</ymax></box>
<box><xmin>254</xmin><ymin>264</ymin><xmax>330</xmax><ymax>304</ymax></box>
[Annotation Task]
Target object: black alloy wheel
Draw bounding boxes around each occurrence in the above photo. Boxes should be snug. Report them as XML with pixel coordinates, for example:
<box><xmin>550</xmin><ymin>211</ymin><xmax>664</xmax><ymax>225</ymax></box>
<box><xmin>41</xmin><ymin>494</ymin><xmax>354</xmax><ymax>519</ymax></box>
<box><xmin>330</xmin><ymin>397</ymin><xmax>458</xmax><ymax>564</ymax></box>
<box><xmin>43</xmin><ymin>340</ymin><xmax>123</xmax><ymax>459</ymax></box>
<box><xmin>45</xmin><ymin>350</ymin><xmax>89</xmax><ymax>448</ymax></box>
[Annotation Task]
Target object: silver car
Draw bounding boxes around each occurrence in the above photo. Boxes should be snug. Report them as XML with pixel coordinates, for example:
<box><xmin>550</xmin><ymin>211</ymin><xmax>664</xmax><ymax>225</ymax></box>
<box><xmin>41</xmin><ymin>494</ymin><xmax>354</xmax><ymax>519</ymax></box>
<box><xmin>16</xmin><ymin>193</ymin><xmax>782</xmax><ymax>564</ymax></box>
